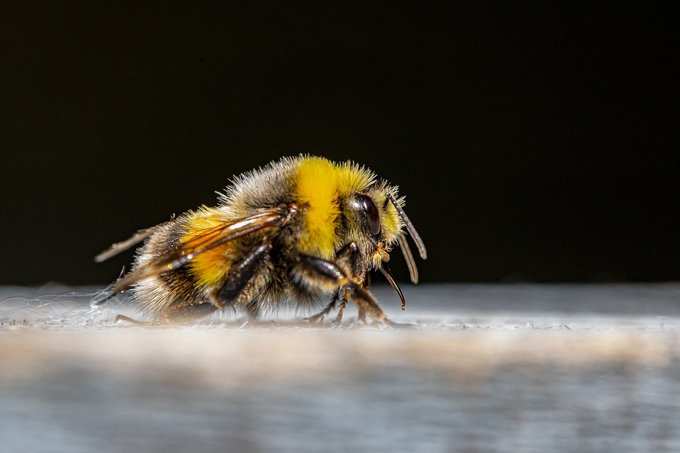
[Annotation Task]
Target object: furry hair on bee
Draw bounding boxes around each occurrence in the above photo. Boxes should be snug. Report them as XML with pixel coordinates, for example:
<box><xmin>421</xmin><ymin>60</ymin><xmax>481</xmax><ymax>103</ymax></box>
<box><xmin>94</xmin><ymin>155</ymin><xmax>427</xmax><ymax>326</ymax></box>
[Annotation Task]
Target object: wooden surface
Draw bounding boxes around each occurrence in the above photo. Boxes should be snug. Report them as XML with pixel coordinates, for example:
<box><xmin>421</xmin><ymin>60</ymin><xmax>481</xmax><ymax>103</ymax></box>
<box><xmin>2</xmin><ymin>284</ymin><xmax>680</xmax><ymax>452</ymax></box>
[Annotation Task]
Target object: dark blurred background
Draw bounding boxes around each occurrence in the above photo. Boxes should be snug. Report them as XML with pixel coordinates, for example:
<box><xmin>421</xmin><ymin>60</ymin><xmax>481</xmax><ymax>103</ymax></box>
<box><xmin>2</xmin><ymin>4</ymin><xmax>678</xmax><ymax>285</ymax></box>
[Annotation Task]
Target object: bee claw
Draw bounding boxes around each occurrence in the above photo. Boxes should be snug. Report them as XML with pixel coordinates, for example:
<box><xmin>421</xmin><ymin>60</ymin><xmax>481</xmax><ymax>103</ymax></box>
<box><xmin>304</xmin><ymin>313</ymin><xmax>326</xmax><ymax>323</ymax></box>
<box><xmin>383</xmin><ymin>318</ymin><xmax>416</xmax><ymax>329</ymax></box>
<box><xmin>114</xmin><ymin>314</ymin><xmax>153</xmax><ymax>326</ymax></box>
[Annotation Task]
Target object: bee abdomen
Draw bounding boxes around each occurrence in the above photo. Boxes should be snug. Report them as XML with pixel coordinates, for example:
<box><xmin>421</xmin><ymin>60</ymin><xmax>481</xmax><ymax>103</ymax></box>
<box><xmin>131</xmin><ymin>218</ymin><xmax>204</xmax><ymax>313</ymax></box>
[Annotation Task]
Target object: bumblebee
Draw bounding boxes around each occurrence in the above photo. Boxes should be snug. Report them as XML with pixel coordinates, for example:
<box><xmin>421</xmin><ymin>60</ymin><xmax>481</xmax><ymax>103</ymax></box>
<box><xmin>94</xmin><ymin>156</ymin><xmax>426</xmax><ymax>325</ymax></box>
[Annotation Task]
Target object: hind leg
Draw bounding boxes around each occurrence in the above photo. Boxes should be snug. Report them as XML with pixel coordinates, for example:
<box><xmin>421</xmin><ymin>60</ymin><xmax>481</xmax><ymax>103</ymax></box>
<box><xmin>114</xmin><ymin>302</ymin><xmax>218</xmax><ymax>325</ymax></box>
<box><xmin>114</xmin><ymin>314</ymin><xmax>155</xmax><ymax>326</ymax></box>
<box><xmin>117</xmin><ymin>240</ymin><xmax>268</xmax><ymax>327</ymax></box>
<box><xmin>161</xmin><ymin>302</ymin><xmax>219</xmax><ymax>323</ymax></box>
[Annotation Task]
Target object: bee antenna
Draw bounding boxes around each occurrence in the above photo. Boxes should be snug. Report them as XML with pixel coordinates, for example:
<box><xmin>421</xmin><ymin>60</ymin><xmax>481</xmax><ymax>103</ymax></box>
<box><xmin>387</xmin><ymin>194</ymin><xmax>428</xmax><ymax>260</ymax></box>
<box><xmin>379</xmin><ymin>266</ymin><xmax>407</xmax><ymax>311</ymax></box>
<box><xmin>398</xmin><ymin>233</ymin><xmax>419</xmax><ymax>284</ymax></box>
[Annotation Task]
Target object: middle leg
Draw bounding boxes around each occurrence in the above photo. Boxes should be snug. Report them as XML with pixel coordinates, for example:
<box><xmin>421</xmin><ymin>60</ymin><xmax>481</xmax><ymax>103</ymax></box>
<box><xmin>154</xmin><ymin>242</ymin><xmax>271</xmax><ymax>325</ymax></box>
<box><xmin>305</xmin><ymin>290</ymin><xmax>340</xmax><ymax>323</ymax></box>
<box><xmin>207</xmin><ymin>242</ymin><xmax>271</xmax><ymax>319</ymax></box>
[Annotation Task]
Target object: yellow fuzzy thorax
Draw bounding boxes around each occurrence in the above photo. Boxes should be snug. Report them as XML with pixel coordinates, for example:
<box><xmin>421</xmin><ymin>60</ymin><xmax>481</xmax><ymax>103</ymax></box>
<box><xmin>295</xmin><ymin>157</ymin><xmax>375</xmax><ymax>259</ymax></box>
<box><xmin>182</xmin><ymin>207</ymin><xmax>234</xmax><ymax>287</ymax></box>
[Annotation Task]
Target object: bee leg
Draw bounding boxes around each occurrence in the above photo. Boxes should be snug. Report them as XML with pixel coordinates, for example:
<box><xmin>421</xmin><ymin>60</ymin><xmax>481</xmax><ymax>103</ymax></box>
<box><xmin>356</xmin><ymin>306</ymin><xmax>367</xmax><ymax>324</ymax></box>
<box><xmin>160</xmin><ymin>303</ymin><xmax>220</xmax><ymax>324</ymax></box>
<box><xmin>295</xmin><ymin>255</ymin><xmax>389</xmax><ymax>325</ymax></box>
<box><xmin>334</xmin><ymin>300</ymin><xmax>347</xmax><ymax>324</ymax></box>
<box><xmin>114</xmin><ymin>314</ymin><xmax>157</xmax><ymax>326</ymax></box>
<box><xmin>305</xmin><ymin>242</ymin><xmax>360</xmax><ymax>323</ymax></box>
<box><xmin>208</xmin><ymin>242</ymin><xmax>272</xmax><ymax>317</ymax></box>
<box><xmin>332</xmin><ymin>288</ymin><xmax>351</xmax><ymax>325</ymax></box>
<box><xmin>150</xmin><ymin>243</ymin><xmax>271</xmax><ymax>325</ymax></box>
<box><xmin>305</xmin><ymin>291</ymin><xmax>340</xmax><ymax>323</ymax></box>
<box><xmin>354</xmin><ymin>291</ymin><xmax>387</xmax><ymax>324</ymax></box>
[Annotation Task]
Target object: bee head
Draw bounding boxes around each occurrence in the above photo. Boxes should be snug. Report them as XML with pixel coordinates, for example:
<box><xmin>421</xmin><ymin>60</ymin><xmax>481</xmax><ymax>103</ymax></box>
<box><xmin>342</xmin><ymin>182</ymin><xmax>426</xmax><ymax>279</ymax></box>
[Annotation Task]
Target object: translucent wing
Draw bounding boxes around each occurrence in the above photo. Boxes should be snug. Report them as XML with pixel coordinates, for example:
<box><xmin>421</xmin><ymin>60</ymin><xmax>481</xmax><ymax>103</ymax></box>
<box><xmin>104</xmin><ymin>205</ymin><xmax>292</xmax><ymax>297</ymax></box>
<box><xmin>95</xmin><ymin>221</ymin><xmax>171</xmax><ymax>263</ymax></box>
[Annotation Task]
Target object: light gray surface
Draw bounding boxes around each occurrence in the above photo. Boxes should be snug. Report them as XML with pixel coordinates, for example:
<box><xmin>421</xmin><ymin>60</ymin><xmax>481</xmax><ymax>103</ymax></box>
<box><xmin>2</xmin><ymin>284</ymin><xmax>680</xmax><ymax>452</ymax></box>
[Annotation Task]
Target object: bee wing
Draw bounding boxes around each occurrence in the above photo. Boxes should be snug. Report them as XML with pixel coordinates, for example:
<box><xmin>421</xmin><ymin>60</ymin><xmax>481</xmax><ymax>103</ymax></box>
<box><xmin>107</xmin><ymin>206</ymin><xmax>291</xmax><ymax>296</ymax></box>
<box><xmin>95</xmin><ymin>222</ymin><xmax>172</xmax><ymax>263</ymax></box>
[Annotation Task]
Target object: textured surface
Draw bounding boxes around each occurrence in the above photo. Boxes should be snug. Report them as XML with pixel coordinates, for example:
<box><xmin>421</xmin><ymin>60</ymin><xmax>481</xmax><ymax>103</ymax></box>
<box><xmin>2</xmin><ymin>284</ymin><xmax>680</xmax><ymax>452</ymax></box>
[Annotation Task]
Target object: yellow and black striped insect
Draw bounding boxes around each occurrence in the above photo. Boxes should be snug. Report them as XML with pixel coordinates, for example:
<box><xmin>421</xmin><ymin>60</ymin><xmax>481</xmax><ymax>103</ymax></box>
<box><xmin>94</xmin><ymin>156</ymin><xmax>426</xmax><ymax>325</ymax></box>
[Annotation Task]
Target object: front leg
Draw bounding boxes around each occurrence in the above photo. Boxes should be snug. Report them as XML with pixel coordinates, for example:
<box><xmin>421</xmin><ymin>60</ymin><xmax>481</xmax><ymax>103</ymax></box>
<box><xmin>294</xmin><ymin>254</ymin><xmax>388</xmax><ymax>324</ymax></box>
<box><xmin>304</xmin><ymin>242</ymin><xmax>359</xmax><ymax>323</ymax></box>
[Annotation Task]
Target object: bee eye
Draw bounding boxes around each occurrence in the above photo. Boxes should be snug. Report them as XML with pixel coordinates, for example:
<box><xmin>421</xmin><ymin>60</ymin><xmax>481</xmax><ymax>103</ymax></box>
<box><xmin>349</xmin><ymin>194</ymin><xmax>381</xmax><ymax>237</ymax></box>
